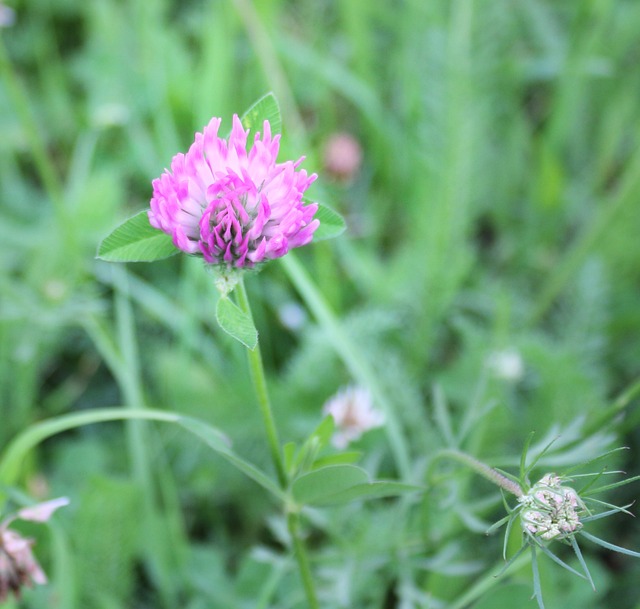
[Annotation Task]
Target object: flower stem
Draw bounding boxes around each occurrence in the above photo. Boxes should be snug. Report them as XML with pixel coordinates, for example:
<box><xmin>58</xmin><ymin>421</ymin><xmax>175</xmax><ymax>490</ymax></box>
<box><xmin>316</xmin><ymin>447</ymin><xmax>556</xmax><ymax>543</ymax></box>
<box><xmin>235</xmin><ymin>279</ymin><xmax>287</xmax><ymax>488</ymax></box>
<box><xmin>434</xmin><ymin>448</ymin><xmax>524</xmax><ymax>497</ymax></box>
<box><xmin>288</xmin><ymin>511</ymin><xmax>320</xmax><ymax>609</ymax></box>
<box><xmin>234</xmin><ymin>278</ymin><xmax>320</xmax><ymax>609</ymax></box>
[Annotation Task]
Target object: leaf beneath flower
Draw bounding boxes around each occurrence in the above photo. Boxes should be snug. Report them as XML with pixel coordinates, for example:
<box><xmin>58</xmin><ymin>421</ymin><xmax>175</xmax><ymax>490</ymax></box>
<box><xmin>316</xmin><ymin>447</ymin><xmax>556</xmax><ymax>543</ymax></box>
<box><xmin>216</xmin><ymin>296</ymin><xmax>259</xmax><ymax>350</ymax></box>
<box><xmin>313</xmin><ymin>203</ymin><xmax>346</xmax><ymax>241</ymax></box>
<box><xmin>241</xmin><ymin>92</ymin><xmax>282</xmax><ymax>136</ymax></box>
<box><xmin>97</xmin><ymin>210</ymin><xmax>177</xmax><ymax>262</ymax></box>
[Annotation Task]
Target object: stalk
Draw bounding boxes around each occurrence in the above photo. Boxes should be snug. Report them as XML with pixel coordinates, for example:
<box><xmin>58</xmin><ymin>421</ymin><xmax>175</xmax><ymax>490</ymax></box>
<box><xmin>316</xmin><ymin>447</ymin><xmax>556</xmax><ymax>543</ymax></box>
<box><xmin>235</xmin><ymin>279</ymin><xmax>287</xmax><ymax>488</ymax></box>
<box><xmin>435</xmin><ymin>448</ymin><xmax>524</xmax><ymax>498</ymax></box>
<box><xmin>234</xmin><ymin>278</ymin><xmax>319</xmax><ymax>609</ymax></box>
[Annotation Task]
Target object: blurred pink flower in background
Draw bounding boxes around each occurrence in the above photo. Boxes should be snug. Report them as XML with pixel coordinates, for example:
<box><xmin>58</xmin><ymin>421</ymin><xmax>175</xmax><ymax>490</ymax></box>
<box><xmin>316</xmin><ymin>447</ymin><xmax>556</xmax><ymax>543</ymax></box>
<box><xmin>149</xmin><ymin>116</ymin><xmax>319</xmax><ymax>268</ymax></box>
<box><xmin>0</xmin><ymin>497</ymin><xmax>69</xmax><ymax>602</ymax></box>
<box><xmin>323</xmin><ymin>385</ymin><xmax>385</xmax><ymax>449</ymax></box>
<box><xmin>323</xmin><ymin>132</ymin><xmax>362</xmax><ymax>182</ymax></box>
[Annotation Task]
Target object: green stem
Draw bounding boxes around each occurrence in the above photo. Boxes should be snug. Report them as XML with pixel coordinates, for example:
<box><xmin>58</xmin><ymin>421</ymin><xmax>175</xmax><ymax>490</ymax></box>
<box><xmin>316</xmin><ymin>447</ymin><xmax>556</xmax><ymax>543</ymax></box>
<box><xmin>287</xmin><ymin>512</ymin><xmax>320</xmax><ymax>609</ymax></box>
<box><xmin>234</xmin><ymin>278</ymin><xmax>319</xmax><ymax>609</ymax></box>
<box><xmin>235</xmin><ymin>279</ymin><xmax>287</xmax><ymax>488</ymax></box>
<box><xmin>432</xmin><ymin>448</ymin><xmax>524</xmax><ymax>498</ymax></box>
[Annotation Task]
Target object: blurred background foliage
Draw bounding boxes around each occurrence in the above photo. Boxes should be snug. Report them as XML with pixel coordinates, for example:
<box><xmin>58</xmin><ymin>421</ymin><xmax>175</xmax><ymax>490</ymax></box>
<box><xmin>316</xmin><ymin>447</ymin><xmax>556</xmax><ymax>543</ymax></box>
<box><xmin>1</xmin><ymin>0</ymin><xmax>640</xmax><ymax>607</ymax></box>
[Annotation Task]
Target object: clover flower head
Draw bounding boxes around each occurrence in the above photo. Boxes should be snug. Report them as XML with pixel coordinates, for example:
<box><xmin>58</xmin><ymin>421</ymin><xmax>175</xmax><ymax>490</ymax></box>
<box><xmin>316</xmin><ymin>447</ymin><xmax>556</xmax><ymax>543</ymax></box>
<box><xmin>149</xmin><ymin>115</ymin><xmax>319</xmax><ymax>268</ymax></box>
<box><xmin>0</xmin><ymin>498</ymin><xmax>69</xmax><ymax>602</ymax></box>
<box><xmin>323</xmin><ymin>385</ymin><xmax>384</xmax><ymax>449</ymax></box>
<box><xmin>519</xmin><ymin>473</ymin><xmax>585</xmax><ymax>541</ymax></box>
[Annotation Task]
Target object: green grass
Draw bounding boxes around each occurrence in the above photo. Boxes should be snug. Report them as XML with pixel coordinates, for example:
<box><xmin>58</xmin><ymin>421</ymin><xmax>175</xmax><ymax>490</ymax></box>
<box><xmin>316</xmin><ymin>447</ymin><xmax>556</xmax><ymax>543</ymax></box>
<box><xmin>1</xmin><ymin>0</ymin><xmax>640</xmax><ymax>607</ymax></box>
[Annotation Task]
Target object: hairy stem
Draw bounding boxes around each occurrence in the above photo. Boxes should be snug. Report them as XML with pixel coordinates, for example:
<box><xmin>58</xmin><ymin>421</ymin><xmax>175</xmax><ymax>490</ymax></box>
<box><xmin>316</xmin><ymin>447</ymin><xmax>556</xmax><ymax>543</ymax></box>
<box><xmin>435</xmin><ymin>448</ymin><xmax>524</xmax><ymax>497</ymax></box>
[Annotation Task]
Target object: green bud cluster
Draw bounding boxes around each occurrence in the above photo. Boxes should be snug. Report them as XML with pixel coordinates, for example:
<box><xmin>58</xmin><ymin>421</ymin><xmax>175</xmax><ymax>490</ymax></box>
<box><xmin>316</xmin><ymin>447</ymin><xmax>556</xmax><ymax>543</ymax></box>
<box><xmin>519</xmin><ymin>474</ymin><xmax>585</xmax><ymax>541</ymax></box>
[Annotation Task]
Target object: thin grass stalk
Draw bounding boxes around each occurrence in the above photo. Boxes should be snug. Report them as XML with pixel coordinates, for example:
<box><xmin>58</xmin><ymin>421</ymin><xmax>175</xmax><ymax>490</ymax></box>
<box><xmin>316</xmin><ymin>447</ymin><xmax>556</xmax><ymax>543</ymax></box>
<box><xmin>281</xmin><ymin>254</ymin><xmax>413</xmax><ymax>480</ymax></box>
<box><xmin>434</xmin><ymin>448</ymin><xmax>524</xmax><ymax>497</ymax></box>
<box><xmin>0</xmin><ymin>409</ymin><xmax>181</xmax><ymax>488</ymax></box>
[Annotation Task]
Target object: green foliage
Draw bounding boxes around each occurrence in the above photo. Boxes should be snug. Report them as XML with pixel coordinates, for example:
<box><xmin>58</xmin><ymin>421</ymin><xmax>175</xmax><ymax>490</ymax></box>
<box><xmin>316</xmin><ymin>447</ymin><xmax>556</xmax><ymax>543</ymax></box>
<box><xmin>96</xmin><ymin>211</ymin><xmax>177</xmax><ymax>262</ymax></box>
<box><xmin>291</xmin><ymin>464</ymin><xmax>418</xmax><ymax>506</ymax></box>
<box><xmin>311</xmin><ymin>203</ymin><xmax>347</xmax><ymax>241</ymax></box>
<box><xmin>73</xmin><ymin>477</ymin><xmax>141</xmax><ymax>609</ymax></box>
<box><xmin>215</xmin><ymin>296</ymin><xmax>259</xmax><ymax>351</ymax></box>
<box><xmin>2</xmin><ymin>0</ymin><xmax>640</xmax><ymax>607</ymax></box>
<box><xmin>239</xmin><ymin>91</ymin><xmax>282</xmax><ymax>136</ymax></box>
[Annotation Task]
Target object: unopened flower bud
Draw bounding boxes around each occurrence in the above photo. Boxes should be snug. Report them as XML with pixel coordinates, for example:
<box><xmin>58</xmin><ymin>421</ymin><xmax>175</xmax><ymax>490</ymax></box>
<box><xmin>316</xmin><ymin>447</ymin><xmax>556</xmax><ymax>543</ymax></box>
<box><xmin>520</xmin><ymin>474</ymin><xmax>584</xmax><ymax>540</ymax></box>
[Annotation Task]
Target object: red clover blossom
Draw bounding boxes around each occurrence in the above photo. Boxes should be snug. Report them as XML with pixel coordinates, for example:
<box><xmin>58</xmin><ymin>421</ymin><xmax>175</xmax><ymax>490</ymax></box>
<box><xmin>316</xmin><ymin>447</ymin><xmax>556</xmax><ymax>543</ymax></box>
<box><xmin>149</xmin><ymin>115</ymin><xmax>319</xmax><ymax>268</ymax></box>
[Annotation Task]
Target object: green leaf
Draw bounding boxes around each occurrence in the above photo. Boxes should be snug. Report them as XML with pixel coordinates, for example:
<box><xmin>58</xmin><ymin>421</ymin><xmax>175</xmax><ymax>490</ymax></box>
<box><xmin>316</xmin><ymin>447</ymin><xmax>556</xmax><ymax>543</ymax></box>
<box><xmin>530</xmin><ymin>546</ymin><xmax>546</xmax><ymax>609</ymax></box>
<box><xmin>530</xmin><ymin>535</ymin><xmax>587</xmax><ymax>581</ymax></box>
<box><xmin>581</xmin><ymin>503</ymin><xmax>634</xmax><ymax>521</ymax></box>
<box><xmin>177</xmin><ymin>416</ymin><xmax>283</xmax><ymax>500</ymax></box>
<box><xmin>216</xmin><ymin>297</ymin><xmax>258</xmax><ymax>350</ymax></box>
<box><xmin>292</xmin><ymin>464</ymin><xmax>369</xmax><ymax>505</ymax></box>
<box><xmin>520</xmin><ymin>431</ymin><xmax>536</xmax><ymax>484</ymax></box>
<box><xmin>0</xmin><ymin>408</ymin><xmax>285</xmax><ymax>501</ymax></box>
<box><xmin>97</xmin><ymin>210</ymin><xmax>177</xmax><ymax>262</ymax></box>
<box><xmin>283</xmin><ymin>442</ymin><xmax>297</xmax><ymax>473</ymax></box>
<box><xmin>568</xmin><ymin>537</ymin><xmax>595</xmax><ymax>589</ymax></box>
<box><xmin>581</xmin><ymin>473</ymin><xmax>640</xmax><ymax>496</ymax></box>
<box><xmin>291</xmin><ymin>464</ymin><xmax>420</xmax><ymax>506</ymax></box>
<box><xmin>312</xmin><ymin>202</ymin><xmax>346</xmax><ymax>241</ymax></box>
<box><xmin>311</xmin><ymin>451</ymin><xmax>362</xmax><ymax>469</ymax></box>
<box><xmin>240</xmin><ymin>92</ymin><xmax>282</xmax><ymax>136</ymax></box>
<box><xmin>310</xmin><ymin>414</ymin><xmax>336</xmax><ymax>448</ymax></box>
<box><xmin>291</xmin><ymin>415</ymin><xmax>335</xmax><ymax>476</ymax></box>
<box><xmin>579</xmin><ymin>530</ymin><xmax>640</xmax><ymax>558</ymax></box>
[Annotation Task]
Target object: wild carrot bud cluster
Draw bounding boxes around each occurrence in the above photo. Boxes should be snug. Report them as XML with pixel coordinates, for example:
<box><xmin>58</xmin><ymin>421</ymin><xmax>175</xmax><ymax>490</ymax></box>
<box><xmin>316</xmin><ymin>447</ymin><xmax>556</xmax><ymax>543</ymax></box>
<box><xmin>519</xmin><ymin>474</ymin><xmax>585</xmax><ymax>540</ymax></box>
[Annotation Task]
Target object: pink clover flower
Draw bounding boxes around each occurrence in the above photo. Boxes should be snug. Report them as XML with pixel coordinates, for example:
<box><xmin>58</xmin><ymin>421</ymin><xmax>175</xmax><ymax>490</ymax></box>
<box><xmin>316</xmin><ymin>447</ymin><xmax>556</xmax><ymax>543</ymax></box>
<box><xmin>149</xmin><ymin>115</ymin><xmax>319</xmax><ymax>268</ymax></box>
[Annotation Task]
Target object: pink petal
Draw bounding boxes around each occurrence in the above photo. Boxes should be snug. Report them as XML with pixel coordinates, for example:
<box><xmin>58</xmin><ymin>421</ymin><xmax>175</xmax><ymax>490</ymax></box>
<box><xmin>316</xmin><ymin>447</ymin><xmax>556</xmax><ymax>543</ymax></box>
<box><xmin>17</xmin><ymin>497</ymin><xmax>70</xmax><ymax>523</ymax></box>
